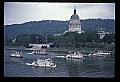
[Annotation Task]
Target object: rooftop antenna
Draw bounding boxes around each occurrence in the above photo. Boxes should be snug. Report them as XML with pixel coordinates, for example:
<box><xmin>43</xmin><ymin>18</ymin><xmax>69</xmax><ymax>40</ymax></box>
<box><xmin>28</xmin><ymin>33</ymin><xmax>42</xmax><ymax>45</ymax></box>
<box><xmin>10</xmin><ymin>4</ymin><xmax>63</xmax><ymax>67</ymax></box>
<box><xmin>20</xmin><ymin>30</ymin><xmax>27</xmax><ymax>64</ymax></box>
<box><xmin>74</xmin><ymin>6</ymin><xmax>76</xmax><ymax>14</ymax></box>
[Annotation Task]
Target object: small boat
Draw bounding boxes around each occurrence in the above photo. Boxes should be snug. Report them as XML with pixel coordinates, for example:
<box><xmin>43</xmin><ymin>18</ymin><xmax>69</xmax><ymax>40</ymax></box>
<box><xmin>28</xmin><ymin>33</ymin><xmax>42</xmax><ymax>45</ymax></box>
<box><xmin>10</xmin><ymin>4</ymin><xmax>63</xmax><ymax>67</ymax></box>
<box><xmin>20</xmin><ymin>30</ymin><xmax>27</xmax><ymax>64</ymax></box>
<box><xmin>26</xmin><ymin>58</ymin><xmax>56</xmax><ymax>67</ymax></box>
<box><xmin>27</xmin><ymin>52</ymin><xmax>34</xmax><ymax>55</ymax></box>
<box><xmin>56</xmin><ymin>56</ymin><xmax>66</xmax><ymax>58</ymax></box>
<box><xmin>30</xmin><ymin>49</ymin><xmax>47</xmax><ymax>55</ymax></box>
<box><xmin>89</xmin><ymin>51</ymin><xmax>111</xmax><ymax>57</ymax></box>
<box><xmin>84</xmin><ymin>54</ymin><xmax>91</xmax><ymax>57</ymax></box>
<box><xmin>39</xmin><ymin>49</ymin><xmax>48</xmax><ymax>55</ymax></box>
<box><xmin>10</xmin><ymin>52</ymin><xmax>23</xmax><ymax>58</ymax></box>
<box><xmin>66</xmin><ymin>52</ymin><xmax>84</xmax><ymax>59</ymax></box>
<box><xmin>98</xmin><ymin>51</ymin><xmax>111</xmax><ymax>55</ymax></box>
<box><xmin>26</xmin><ymin>62</ymin><xmax>35</xmax><ymax>66</ymax></box>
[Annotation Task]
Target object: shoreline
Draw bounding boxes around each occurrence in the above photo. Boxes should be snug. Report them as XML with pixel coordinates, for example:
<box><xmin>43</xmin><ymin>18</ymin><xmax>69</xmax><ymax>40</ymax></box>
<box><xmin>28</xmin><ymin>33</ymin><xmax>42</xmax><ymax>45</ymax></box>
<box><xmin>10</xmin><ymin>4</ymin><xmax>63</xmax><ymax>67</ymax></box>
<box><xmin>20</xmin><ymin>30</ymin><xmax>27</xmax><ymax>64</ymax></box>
<box><xmin>4</xmin><ymin>46</ymin><xmax>115</xmax><ymax>55</ymax></box>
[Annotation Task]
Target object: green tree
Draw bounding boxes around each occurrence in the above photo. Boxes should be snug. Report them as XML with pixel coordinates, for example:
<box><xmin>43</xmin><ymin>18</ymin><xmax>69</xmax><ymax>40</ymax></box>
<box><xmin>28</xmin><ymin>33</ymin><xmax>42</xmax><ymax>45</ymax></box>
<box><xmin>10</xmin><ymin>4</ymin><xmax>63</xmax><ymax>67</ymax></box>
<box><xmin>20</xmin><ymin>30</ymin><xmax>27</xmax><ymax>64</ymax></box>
<box><xmin>54</xmin><ymin>35</ymin><xmax>65</xmax><ymax>46</ymax></box>
<box><xmin>46</xmin><ymin>35</ymin><xmax>54</xmax><ymax>43</ymax></box>
<box><xmin>4</xmin><ymin>36</ymin><xmax>12</xmax><ymax>44</ymax></box>
<box><xmin>102</xmin><ymin>33</ymin><xmax>115</xmax><ymax>44</ymax></box>
<box><xmin>84</xmin><ymin>30</ymin><xmax>98</xmax><ymax>43</ymax></box>
<box><xmin>16</xmin><ymin>34</ymin><xmax>30</xmax><ymax>46</ymax></box>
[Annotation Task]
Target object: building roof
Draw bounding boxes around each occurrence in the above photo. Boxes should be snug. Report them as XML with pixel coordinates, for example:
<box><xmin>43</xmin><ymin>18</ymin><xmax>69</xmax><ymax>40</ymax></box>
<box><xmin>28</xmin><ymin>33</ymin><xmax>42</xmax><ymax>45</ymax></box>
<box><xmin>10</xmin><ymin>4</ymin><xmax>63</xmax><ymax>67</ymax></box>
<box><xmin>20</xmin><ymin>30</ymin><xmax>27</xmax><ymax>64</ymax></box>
<box><xmin>70</xmin><ymin>6</ymin><xmax>80</xmax><ymax>19</ymax></box>
<box><xmin>70</xmin><ymin>14</ymin><xmax>79</xmax><ymax>19</ymax></box>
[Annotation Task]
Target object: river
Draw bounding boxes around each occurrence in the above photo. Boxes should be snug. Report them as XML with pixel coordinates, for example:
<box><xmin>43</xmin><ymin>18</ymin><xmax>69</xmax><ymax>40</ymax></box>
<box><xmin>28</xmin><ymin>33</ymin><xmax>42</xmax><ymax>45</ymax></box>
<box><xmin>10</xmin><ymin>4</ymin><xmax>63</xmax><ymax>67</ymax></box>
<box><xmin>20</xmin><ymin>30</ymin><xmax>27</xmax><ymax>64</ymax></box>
<box><xmin>4</xmin><ymin>49</ymin><xmax>115</xmax><ymax>77</ymax></box>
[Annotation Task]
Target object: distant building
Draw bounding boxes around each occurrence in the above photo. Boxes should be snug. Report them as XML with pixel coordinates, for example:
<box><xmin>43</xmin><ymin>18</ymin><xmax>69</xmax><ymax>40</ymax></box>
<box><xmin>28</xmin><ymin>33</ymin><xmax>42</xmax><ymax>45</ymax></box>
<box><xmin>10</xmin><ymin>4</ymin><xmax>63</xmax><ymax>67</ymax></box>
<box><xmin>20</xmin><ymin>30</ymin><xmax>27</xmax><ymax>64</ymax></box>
<box><xmin>64</xmin><ymin>6</ymin><xmax>84</xmax><ymax>34</ymax></box>
<box><xmin>98</xmin><ymin>28</ymin><xmax>110</xmax><ymax>39</ymax></box>
<box><xmin>53</xmin><ymin>34</ymin><xmax>62</xmax><ymax>37</ymax></box>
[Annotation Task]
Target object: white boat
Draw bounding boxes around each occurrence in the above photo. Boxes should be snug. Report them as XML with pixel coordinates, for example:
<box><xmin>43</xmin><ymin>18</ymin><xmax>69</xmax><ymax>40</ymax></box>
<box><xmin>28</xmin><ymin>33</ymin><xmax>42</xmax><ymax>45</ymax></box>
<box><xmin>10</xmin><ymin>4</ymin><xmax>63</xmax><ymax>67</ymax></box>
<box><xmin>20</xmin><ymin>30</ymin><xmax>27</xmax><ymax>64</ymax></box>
<box><xmin>98</xmin><ymin>51</ymin><xmax>111</xmax><ymax>55</ymax></box>
<box><xmin>66</xmin><ymin>52</ymin><xmax>84</xmax><ymax>59</ymax></box>
<box><xmin>39</xmin><ymin>49</ymin><xmax>47</xmax><ymax>55</ymax></box>
<box><xmin>26</xmin><ymin>62</ymin><xmax>35</xmax><ymax>66</ymax></box>
<box><xmin>10</xmin><ymin>52</ymin><xmax>23</xmax><ymax>58</ymax></box>
<box><xmin>27</xmin><ymin>52</ymin><xmax>34</xmax><ymax>55</ymax></box>
<box><xmin>84</xmin><ymin>54</ymin><xmax>91</xmax><ymax>57</ymax></box>
<box><xmin>26</xmin><ymin>58</ymin><xmax>56</xmax><ymax>67</ymax></box>
<box><xmin>56</xmin><ymin>56</ymin><xmax>66</xmax><ymax>58</ymax></box>
<box><xmin>89</xmin><ymin>51</ymin><xmax>111</xmax><ymax>57</ymax></box>
<box><xmin>30</xmin><ymin>49</ymin><xmax>47</xmax><ymax>55</ymax></box>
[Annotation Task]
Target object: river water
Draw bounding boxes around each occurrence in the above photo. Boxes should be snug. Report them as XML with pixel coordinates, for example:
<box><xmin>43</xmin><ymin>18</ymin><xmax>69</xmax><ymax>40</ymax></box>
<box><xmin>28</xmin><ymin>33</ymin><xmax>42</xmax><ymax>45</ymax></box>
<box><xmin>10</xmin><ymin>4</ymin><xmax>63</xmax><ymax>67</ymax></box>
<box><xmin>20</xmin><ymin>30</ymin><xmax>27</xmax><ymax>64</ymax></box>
<box><xmin>4</xmin><ymin>49</ymin><xmax>115</xmax><ymax>77</ymax></box>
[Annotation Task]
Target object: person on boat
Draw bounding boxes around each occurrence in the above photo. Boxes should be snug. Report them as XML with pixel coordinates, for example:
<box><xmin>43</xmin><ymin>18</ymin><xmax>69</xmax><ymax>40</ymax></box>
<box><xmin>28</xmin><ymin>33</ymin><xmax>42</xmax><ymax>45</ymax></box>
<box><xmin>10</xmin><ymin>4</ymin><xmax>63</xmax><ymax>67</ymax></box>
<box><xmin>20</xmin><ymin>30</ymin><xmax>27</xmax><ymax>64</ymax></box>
<box><xmin>74</xmin><ymin>52</ymin><xmax>76</xmax><ymax>56</ymax></box>
<box><xmin>35</xmin><ymin>58</ymin><xmax>40</xmax><ymax>65</ymax></box>
<box><xmin>35</xmin><ymin>61</ymin><xmax>38</xmax><ymax>66</ymax></box>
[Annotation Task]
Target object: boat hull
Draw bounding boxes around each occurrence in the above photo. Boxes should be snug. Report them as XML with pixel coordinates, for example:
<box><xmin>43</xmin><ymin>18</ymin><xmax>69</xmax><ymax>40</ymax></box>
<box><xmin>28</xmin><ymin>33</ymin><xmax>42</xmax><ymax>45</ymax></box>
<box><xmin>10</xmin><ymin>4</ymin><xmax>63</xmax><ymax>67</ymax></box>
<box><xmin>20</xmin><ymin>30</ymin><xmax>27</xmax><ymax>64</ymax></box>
<box><xmin>10</xmin><ymin>55</ymin><xmax>23</xmax><ymax>58</ymax></box>
<box><xmin>66</xmin><ymin>53</ymin><xmax>84</xmax><ymax>59</ymax></box>
<box><xmin>10</xmin><ymin>53</ymin><xmax>23</xmax><ymax>58</ymax></box>
<box><xmin>66</xmin><ymin>56</ymin><xmax>83</xmax><ymax>59</ymax></box>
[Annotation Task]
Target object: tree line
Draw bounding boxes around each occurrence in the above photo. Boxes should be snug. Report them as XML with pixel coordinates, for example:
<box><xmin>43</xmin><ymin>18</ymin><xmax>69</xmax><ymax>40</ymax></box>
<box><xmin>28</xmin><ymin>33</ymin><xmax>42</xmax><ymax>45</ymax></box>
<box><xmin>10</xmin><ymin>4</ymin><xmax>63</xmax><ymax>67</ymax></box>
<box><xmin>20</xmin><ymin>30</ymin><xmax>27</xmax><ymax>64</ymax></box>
<box><xmin>4</xmin><ymin>29</ymin><xmax>115</xmax><ymax>48</ymax></box>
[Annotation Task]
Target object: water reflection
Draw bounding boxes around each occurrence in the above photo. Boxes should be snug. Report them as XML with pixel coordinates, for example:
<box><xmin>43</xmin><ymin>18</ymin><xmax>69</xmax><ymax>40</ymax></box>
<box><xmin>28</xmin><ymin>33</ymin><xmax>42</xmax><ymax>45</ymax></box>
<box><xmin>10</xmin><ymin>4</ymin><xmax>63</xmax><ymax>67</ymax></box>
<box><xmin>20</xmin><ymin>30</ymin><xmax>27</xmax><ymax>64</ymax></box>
<box><xmin>66</xmin><ymin>58</ymin><xmax>83</xmax><ymax>77</ymax></box>
<box><xmin>66</xmin><ymin>58</ymin><xmax>83</xmax><ymax>65</ymax></box>
<box><xmin>10</xmin><ymin>57</ymin><xmax>22</xmax><ymax>61</ymax></box>
<box><xmin>82</xmin><ymin>57</ymin><xmax>104</xmax><ymax>72</ymax></box>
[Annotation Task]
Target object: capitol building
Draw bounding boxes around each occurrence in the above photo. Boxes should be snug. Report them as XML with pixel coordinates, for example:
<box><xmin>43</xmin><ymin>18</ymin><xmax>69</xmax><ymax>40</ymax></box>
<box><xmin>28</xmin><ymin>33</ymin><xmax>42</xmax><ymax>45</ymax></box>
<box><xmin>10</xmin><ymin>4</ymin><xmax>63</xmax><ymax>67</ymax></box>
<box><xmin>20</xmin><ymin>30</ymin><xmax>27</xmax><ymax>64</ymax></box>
<box><xmin>64</xmin><ymin>6</ymin><xmax>84</xmax><ymax>34</ymax></box>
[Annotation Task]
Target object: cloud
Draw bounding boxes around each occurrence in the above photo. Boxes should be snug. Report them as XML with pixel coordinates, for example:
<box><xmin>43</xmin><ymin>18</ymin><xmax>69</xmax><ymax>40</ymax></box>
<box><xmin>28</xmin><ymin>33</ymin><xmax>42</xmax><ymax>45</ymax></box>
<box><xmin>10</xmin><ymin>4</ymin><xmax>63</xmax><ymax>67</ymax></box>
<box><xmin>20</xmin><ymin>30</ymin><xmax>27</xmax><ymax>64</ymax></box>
<box><xmin>4</xmin><ymin>2</ymin><xmax>115</xmax><ymax>25</ymax></box>
<box><xmin>76</xmin><ymin>3</ymin><xmax>115</xmax><ymax>19</ymax></box>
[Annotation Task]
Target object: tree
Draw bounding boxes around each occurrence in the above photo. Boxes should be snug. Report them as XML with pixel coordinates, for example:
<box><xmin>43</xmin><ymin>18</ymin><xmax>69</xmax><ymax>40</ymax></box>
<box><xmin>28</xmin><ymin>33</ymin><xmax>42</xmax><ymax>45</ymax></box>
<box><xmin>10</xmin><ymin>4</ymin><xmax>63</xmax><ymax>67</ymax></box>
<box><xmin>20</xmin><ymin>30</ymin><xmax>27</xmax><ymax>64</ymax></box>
<box><xmin>76</xmin><ymin>33</ymin><xmax>86</xmax><ymax>43</ymax></box>
<box><xmin>30</xmin><ymin>33</ymin><xmax>41</xmax><ymax>44</ymax></box>
<box><xmin>54</xmin><ymin>35</ymin><xmax>65</xmax><ymax>46</ymax></box>
<box><xmin>84</xmin><ymin>30</ymin><xmax>98</xmax><ymax>43</ymax></box>
<box><xmin>4</xmin><ymin>36</ymin><xmax>12</xmax><ymax>44</ymax></box>
<box><xmin>46</xmin><ymin>35</ymin><xmax>54</xmax><ymax>43</ymax></box>
<box><xmin>102</xmin><ymin>34</ymin><xmax>115</xmax><ymax>44</ymax></box>
<box><xmin>16</xmin><ymin>34</ymin><xmax>30</xmax><ymax>46</ymax></box>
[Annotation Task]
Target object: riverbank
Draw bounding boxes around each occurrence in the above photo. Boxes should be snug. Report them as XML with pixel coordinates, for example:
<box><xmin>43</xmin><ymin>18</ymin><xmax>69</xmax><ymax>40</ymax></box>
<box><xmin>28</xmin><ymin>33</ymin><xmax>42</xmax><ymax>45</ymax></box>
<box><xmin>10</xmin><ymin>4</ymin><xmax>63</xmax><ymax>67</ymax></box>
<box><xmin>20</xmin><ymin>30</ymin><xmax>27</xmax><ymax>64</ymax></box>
<box><xmin>4</xmin><ymin>43</ymin><xmax>115</xmax><ymax>55</ymax></box>
<box><xmin>47</xmin><ymin>47</ymin><xmax>115</xmax><ymax>55</ymax></box>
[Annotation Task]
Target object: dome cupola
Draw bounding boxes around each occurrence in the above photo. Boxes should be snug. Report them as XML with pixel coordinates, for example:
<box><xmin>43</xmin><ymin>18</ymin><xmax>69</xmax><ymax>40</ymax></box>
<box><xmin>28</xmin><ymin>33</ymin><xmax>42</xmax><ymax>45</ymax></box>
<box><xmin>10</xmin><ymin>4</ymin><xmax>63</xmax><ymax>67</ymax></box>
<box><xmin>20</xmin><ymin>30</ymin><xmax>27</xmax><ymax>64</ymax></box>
<box><xmin>64</xmin><ymin>6</ymin><xmax>84</xmax><ymax>34</ymax></box>
<box><xmin>70</xmin><ymin>6</ymin><xmax>79</xmax><ymax>19</ymax></box>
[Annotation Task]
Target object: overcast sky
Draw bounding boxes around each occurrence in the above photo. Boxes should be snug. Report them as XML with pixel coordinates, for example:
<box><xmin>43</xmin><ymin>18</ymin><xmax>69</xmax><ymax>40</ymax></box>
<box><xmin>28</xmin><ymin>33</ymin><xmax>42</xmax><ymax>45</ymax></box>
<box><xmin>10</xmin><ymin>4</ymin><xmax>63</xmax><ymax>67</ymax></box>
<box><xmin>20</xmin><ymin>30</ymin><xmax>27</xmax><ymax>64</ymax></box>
<box><xmin>4</xmin><ymin>2</ymin><xmax>115</xmax><ymax>25</ymax></box>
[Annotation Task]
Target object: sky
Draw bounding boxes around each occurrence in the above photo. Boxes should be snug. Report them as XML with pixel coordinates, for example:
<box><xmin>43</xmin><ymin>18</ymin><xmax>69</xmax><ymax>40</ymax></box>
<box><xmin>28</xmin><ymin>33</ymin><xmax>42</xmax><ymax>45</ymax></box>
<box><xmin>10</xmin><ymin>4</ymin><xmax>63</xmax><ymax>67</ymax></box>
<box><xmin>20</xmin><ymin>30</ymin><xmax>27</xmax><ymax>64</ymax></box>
<box><xmin>4</xmin><ymin>2</ymin><xmax>115</xmax><ymax>25</ymax></box>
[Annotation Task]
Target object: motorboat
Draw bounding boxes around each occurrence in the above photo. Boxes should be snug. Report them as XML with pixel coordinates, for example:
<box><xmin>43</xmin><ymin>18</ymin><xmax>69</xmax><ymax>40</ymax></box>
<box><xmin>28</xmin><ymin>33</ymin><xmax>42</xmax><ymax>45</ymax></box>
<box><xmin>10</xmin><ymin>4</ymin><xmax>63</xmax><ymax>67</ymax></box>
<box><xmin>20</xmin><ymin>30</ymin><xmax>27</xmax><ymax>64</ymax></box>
<box><xmin>56</xmin><ymin>52</ymin><xmax>84</xmax><ymax>59</ymax></box>
<box><xmin>29</xmin><ymin>49</ymin><xmax>47</xmax><ymax>55</ymax></box>
<box><xmin>89</xmin><ymin>51</ymin><xmax>111</xmax><ymax>57</ymax></box>
<box><xmin>66</xmin><ymin>52</ymin><xmax>84</xmax><ymax>59</ymax></box>
<box><xmin>10</xmin><ymin>52</ymin><xmax>23</xmax><ymax>58</ymax></box>
<box><xmin>56</xmin><ymin>56</ymin><xmax>66</xmax><ymax>58</ymax></box>
<box><xmin>39</xmin><ymin>49</ymin><xmax>48</xmax><ymax>55</ymax></box>
<box><xmin>26</xmin><ymin>58</ymin><xmax>56</xmax><ymax>67</ymax></box>
<box><xmin>98</xmin><ymin>51</ymin><xmax>111</xmax><ymax>55</ymax></box>
<box><xmin>84</xmin><ymin>54</ymin><xmax>92</xmax><ymax>57</ymax></box>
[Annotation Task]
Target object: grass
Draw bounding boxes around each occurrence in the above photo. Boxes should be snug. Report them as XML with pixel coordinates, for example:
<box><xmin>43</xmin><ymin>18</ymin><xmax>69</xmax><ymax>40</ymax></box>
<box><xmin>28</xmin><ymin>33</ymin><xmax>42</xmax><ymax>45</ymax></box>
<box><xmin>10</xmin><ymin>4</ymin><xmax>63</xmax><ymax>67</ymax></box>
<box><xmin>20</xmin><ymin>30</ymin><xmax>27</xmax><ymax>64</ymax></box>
<box><xmin>48</xmin><ymin>43</ymin><xmax>115</xmax><ymax>54</ymax></box>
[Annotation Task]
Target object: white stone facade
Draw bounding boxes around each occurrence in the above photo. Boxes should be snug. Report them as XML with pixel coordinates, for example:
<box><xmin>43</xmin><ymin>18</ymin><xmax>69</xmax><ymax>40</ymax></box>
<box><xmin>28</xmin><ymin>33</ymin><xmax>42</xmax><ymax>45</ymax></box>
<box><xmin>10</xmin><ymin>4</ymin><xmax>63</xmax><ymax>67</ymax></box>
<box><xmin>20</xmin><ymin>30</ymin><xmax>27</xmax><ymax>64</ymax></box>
<box><xmin>64</xmin><ymin>6</ymin><xmax>83</xmax><ymax>34</ymax></box>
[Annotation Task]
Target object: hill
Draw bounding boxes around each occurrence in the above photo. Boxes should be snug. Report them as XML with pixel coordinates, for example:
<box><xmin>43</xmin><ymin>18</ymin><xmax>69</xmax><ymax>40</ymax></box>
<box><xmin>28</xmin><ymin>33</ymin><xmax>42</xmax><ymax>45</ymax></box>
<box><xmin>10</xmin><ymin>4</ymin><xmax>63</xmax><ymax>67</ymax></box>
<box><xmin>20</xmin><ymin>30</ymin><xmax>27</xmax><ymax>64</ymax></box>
<box><xmin>4</xmin><ymin>19</ymin><xmax>115</xmax><ymax>39</ymax></box>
